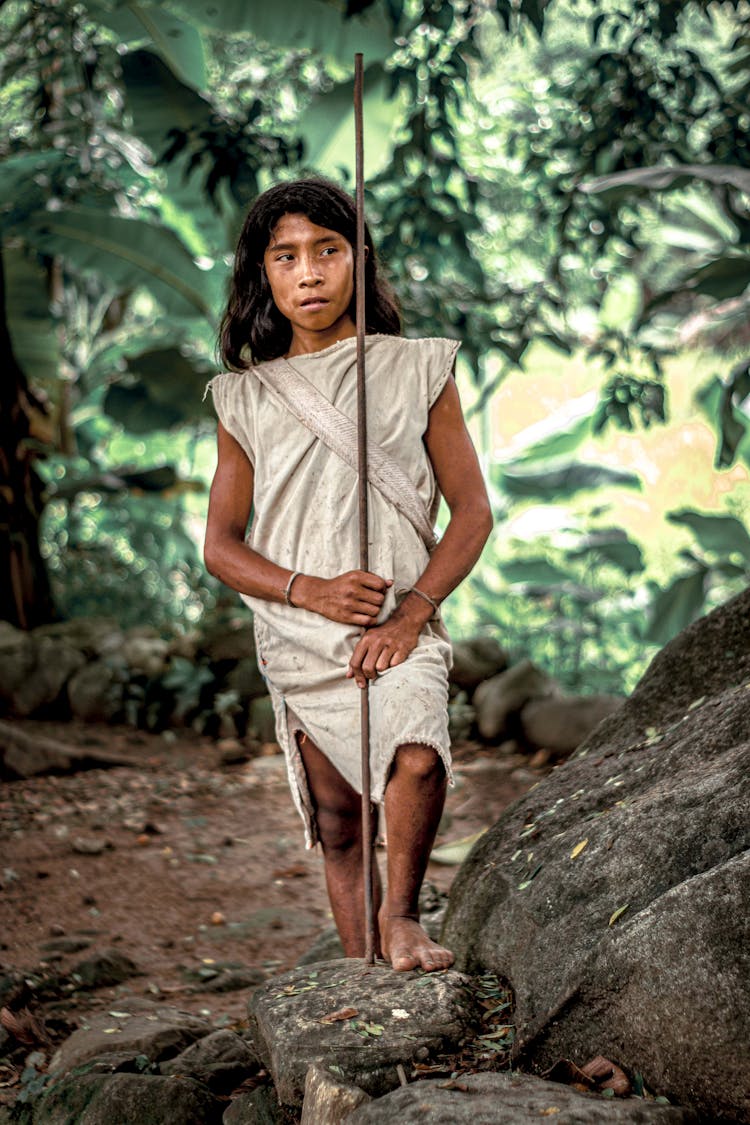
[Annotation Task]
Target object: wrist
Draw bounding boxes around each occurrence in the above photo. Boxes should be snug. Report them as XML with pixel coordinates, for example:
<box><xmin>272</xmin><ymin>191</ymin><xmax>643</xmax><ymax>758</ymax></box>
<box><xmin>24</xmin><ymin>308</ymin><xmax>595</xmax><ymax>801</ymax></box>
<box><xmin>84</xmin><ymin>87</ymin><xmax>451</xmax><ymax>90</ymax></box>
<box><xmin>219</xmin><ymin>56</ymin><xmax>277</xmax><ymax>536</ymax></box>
<box><xmin>288</xmin><ymin>572</ymin><xmax>316</xmax><ymax>611</ymax></box>
<box><xmin>393</xmin><ymin>590</ymin><xmax>435</xmax><ymax>628</ymax></box>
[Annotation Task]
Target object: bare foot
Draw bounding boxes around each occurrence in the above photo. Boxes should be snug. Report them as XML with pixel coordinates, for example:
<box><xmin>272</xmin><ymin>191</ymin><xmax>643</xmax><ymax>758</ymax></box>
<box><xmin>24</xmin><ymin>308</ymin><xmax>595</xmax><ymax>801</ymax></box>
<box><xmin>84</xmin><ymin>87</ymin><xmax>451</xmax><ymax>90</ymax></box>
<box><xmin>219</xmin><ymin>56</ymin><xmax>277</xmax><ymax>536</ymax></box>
<box><xmin>379</xmin><ymin>908</ymin><xmax>455</xmax><ymax>973</ymax></box>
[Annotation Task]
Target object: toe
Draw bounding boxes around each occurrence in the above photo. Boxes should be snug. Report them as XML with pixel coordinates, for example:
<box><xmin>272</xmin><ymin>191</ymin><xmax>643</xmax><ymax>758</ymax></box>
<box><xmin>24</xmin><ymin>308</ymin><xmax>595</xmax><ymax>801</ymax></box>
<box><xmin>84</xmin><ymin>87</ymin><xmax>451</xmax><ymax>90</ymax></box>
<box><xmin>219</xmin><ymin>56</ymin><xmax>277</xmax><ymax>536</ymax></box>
<box><xmin>391</xmin><ymin>949</ymin><xmax>420</xmax><ymax>972</ymax></box>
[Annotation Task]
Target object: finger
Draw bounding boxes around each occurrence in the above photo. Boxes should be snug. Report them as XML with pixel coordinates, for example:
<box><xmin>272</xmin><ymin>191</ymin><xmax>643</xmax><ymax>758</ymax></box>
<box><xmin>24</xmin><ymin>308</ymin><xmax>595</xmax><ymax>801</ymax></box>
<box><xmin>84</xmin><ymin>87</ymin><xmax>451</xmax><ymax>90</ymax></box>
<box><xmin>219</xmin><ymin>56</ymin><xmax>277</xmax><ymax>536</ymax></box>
<box><xmin>353</xmin><ymin>596</ymin><xmax>383</xmax><ymax>615</ymax></box>
<box><xmin>375</xmin><ymin>647</ymin><xmax>392</xmax><ymax>672</ymax></box>
<box><xmin>348</xmin><ymin>637</ymin><xmax>369</xmax><ymax>671</ymax></box>
<box><xmin>350</xmin><ymin>613</ymin><xmax>377</xmax><ymax>627</ymax></box>
<box><xmin>358</xmin><ymin>572</ymin><xmax>392</xmax><ymax>592</ymax></box>
<box><xmin>360</xmin><ymin>651</ymin><xmax>382</xmax><ymax>679</ymax></box>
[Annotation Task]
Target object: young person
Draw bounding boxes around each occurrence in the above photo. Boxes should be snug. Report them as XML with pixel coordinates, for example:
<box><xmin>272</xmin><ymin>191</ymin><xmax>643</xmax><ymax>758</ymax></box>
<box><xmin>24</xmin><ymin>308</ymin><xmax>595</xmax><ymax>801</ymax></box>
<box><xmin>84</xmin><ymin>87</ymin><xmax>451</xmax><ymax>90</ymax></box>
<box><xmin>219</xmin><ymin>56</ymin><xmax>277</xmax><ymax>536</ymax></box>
<box><xmin>204</xmin><ymin>178</ymin><xmax>492</xmax><ymax>972</ymax></box>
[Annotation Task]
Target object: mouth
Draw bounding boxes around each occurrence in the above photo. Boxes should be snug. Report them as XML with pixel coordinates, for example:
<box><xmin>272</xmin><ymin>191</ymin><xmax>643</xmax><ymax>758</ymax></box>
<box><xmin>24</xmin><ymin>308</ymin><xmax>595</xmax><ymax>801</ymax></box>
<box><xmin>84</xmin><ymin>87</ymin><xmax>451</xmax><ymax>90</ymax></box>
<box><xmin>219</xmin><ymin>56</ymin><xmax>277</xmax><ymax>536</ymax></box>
<box><xmin>299</xmin><ymin>297</ymin><xmax>329</xmax><ymax>310</ymax></box>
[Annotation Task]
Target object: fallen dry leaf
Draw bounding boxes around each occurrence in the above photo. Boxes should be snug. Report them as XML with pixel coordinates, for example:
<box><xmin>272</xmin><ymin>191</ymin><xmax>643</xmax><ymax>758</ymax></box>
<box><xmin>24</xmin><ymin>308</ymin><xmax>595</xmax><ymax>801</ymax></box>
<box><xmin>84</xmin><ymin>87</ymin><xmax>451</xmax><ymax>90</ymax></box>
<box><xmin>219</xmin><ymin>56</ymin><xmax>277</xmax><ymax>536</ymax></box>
<box><xmin>1</xmin><ymin>1006</ymin><xmax>51</xmax><ymax>1047</ymax></box>
<box><xmin>608</xmin><ymin>903</ymin><xmax>630</xmax><ymax>926</ymax></box>
<box><xmin>581</xmin><ymin>1055</ymin><xmax>631</xmax><ymax>1096</ymax></box>
<box><xmin>272</xmin><ymin>864</ymin><xmax>309</xmax><ymax>879</ymax></box>
<box><xmin>320</xmin><ymin>1007</ymin><xmax>359</xmax><ymax>1024</ymax></box>
<box><xmin>570</xmin><ymin>839</ymin><xmax>588</xmax><ymax>859</ymax></box>
<box><xmin>542</xmin><ymin>1058</ymin><xmax>596</xmax><ymax>1091</ymax></box>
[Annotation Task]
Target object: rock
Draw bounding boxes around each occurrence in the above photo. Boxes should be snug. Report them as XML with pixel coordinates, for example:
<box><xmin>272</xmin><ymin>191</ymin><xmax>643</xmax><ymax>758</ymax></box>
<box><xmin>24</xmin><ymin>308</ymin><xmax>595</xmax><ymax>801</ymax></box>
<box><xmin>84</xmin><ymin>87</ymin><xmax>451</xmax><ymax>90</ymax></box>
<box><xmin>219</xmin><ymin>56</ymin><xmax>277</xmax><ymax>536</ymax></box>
<box><xmin>0</xmin><ymin>621</ymin><xmax>35</xmax><ymax>699</ymax></box>
<box><xmin>122</xmin><ymin>631</ymin><xmax>169</xmax><ymax>677</ymax></box>
<box><xmin>449</xmin><ymin>636</ymin><xmax>509</xmax><ymax>691</ymax></box>
<box><xmin>33</xmin><ymin>1071</ymin><xmax>224</xmax><ymax>1124</ymax></box>
<box><xmin>443</xmin><ymin>586</ymin><xmax>750</xmax><ymax>1124</ymax></box>
<box><xmin>202</xmin><ymin>967</ymin><xmax>265</xmax><ymax>993</ymax></box>
<box><xmin>296</xmin><ymin>928</ymin><xmax>344</xmax><ymax>967</ymax></box>
<box><xmin>447</xmin><ymin>691</ymin><xmax>475</xmax><ymax>741</ymax></box>
<box><xmin>0</xmin><ymin>721</ymin><xmax>137</xmax><ymax>779</ymax></box>
<box><xmin>67</xmin><ymin>659</ymin><xmax>125</xmax><ymax>722</ymax></box>
<box><xmin>473</xmin><ymin>659</ymin><xmax>558</xmax><ymax>741</ymax></box>
<box><xmin>10</xmin><ymin>636</ymin><xmax>86</xmax><ymax>716</ymax></box>
<box><xmin>347</xmin><ymin>1071</ymin><xmax>698</xmax><ymax>1123</ymax></box>
<box><xmin>71</xmin><ymin>948</ymin><xmax>139</xmax><ymax>990</ymax></box>
<box><xmin>218</xmin><ymin>737</ymin><xmax>256</xmax><ymax>765</ymax></box>
<box><xmin>301</xmin><ymin>1062</ymin><xmax>370</xmax><ymax>1123</ymax></box>
<box><xmin>33</xmin><ymin>617</ymin><xmax>124</xmax><ymax>659</ymax></box>
<box><xmin>71</xmin><ymin>836</ymin><xmax>111</xmax><ymax>855</ymax></box>
<box><xmin>49</xmin><ymin>1000</ymin><xmax>211</xmax><ymax>1074</ymax></box>
<box><xmin>159</xmin><ymin>1028</ymin><xmax>260</xmax><ymax>1093</ymax></box>
<box><xmin>249</xmin><ymin>958</ymin><xmax>478</xmax><ymax>1107</ymax></box>
<box><xmin>519</xmin><ymin>694</ymin><xmax>622</xmax><ymax>756</ymax></box>
<box><xmin>41</xmin><ymin>937</ymin><xmax>92</xmax><ymax>955</ymax></box>
<box><xmin>223</xmin><ymin>1084</ymin><xmax>285</xmax><ymax>1123</ymax></box>
<box><xmin>0</xmin><ymin>725</ymin><xmax>72</xmax><ymax>778</ymax></box>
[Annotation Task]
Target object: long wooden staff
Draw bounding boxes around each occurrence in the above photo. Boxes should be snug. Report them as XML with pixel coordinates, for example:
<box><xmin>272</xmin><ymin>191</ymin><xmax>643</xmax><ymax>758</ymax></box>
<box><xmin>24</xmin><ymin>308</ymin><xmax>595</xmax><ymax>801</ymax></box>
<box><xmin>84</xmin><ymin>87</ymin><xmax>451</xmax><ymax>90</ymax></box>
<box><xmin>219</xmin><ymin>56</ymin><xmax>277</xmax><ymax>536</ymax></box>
<box><xmin>354</xmin><ymin>52</ymin><xmax>375</xmax><ymax>965</ymax></box>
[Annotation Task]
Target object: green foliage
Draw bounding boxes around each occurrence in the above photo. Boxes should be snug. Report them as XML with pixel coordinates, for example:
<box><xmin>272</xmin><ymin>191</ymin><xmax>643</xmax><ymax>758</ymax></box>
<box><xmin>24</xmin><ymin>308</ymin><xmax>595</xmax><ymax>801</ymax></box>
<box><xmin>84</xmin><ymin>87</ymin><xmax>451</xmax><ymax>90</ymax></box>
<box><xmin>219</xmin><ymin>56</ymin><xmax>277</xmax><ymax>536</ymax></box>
<box><xmin>495</xmin><ymin>461</ymin><xmax>642</xmax><ymax>499</ymax></box>
<box><xmin>645</xmin><ymin>506</ymin><xmax>750</xmax><ymax>643</ymax></box>
<box><xmin>41</xmin><ymin>480</ymin><xmax>215</xmax><ymax>633</ymax></box>
<box><xmin>696</xmin><ymin>358</ymin><xmax>750</xmax><ymax>468</ymax></box>
<box><xmin>446</xmin><ymin>522</ymin><xmax>651</xmax><ymax>695</ymax></box>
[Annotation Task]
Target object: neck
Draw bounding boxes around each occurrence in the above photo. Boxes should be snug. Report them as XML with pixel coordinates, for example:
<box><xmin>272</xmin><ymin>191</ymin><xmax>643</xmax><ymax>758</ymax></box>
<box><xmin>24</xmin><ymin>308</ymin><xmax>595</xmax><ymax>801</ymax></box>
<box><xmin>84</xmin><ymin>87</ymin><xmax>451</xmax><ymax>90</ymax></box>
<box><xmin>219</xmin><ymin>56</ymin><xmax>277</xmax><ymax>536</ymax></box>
<box><xmin>286</xmin><ymin>319</ymin><xmax>357</xmax><ymax>358</ymax></box>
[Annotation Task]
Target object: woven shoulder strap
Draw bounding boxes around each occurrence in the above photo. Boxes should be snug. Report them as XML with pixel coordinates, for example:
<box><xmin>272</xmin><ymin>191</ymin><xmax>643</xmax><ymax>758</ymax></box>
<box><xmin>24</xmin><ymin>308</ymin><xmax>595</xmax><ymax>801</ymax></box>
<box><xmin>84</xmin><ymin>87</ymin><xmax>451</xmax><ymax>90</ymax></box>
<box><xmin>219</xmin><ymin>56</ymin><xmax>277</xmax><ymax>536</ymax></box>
<box><xmin>256</xmin><ymin>358</ymin><xmax>437</xmax><ymax>552</ymax></box>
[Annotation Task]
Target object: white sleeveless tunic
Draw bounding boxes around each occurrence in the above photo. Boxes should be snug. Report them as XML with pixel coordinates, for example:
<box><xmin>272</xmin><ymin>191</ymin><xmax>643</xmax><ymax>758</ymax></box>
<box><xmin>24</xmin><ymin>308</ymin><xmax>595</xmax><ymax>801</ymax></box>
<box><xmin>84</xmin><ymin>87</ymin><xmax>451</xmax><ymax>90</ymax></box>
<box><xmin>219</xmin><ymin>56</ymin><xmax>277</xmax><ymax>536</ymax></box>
<box><xmin>207</xmin><ymin>334</ymin><xmax>458</xmax><ymax>846</ymax></box>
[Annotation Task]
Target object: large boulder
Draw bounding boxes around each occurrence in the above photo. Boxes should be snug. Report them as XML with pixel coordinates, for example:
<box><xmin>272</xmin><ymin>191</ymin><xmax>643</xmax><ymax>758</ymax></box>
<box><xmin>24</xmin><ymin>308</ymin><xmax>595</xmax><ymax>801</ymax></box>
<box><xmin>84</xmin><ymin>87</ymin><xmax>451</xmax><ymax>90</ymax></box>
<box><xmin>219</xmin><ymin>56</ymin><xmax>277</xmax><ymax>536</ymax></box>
<box><xmin>443</xmin><ymin>587</ymin><xmax>750</xmax><ymax>1124</ymax></box>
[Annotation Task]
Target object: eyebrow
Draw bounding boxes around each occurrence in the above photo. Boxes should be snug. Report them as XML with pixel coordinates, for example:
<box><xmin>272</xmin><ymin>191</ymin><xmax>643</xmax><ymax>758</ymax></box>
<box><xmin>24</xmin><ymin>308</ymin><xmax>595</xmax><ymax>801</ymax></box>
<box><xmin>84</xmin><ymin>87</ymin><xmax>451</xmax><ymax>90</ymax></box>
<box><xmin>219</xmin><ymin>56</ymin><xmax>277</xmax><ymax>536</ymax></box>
<box><xmin>267</xmin><ymin>234</ymin><xmax>344</xmax><ymax>252</ymax></box>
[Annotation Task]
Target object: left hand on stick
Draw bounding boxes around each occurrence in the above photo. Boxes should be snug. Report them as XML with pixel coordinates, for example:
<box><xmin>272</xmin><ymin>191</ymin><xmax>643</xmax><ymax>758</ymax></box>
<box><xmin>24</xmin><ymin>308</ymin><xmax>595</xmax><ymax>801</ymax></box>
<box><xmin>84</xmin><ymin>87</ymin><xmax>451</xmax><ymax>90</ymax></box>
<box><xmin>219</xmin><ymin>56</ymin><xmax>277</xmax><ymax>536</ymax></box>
<box><xmin>347</xmin><ymin>614</ymin><xmax>421</xmax><ymax>689</ymax></box>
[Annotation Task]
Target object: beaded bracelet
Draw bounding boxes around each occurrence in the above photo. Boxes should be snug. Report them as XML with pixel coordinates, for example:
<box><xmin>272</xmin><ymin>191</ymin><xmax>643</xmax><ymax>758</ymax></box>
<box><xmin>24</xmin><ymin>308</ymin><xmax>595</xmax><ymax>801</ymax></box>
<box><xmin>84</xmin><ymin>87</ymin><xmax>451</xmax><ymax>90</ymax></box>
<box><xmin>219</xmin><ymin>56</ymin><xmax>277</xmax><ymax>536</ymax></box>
<box><xmin>284</xmin><ymin>571</ymin><xmax>302</xmax><ymax>607</ymax></box>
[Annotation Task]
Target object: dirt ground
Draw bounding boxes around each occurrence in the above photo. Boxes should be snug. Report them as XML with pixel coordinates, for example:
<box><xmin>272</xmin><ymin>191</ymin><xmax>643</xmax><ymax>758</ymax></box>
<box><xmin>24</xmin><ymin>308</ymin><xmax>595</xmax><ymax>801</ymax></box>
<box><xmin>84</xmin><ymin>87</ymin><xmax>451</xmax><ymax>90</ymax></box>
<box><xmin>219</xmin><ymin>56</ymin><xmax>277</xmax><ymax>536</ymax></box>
<box><xmin>0</xmin><ymin>721</ymin><xmax>543</xmax><ymax>1100</ymax></box>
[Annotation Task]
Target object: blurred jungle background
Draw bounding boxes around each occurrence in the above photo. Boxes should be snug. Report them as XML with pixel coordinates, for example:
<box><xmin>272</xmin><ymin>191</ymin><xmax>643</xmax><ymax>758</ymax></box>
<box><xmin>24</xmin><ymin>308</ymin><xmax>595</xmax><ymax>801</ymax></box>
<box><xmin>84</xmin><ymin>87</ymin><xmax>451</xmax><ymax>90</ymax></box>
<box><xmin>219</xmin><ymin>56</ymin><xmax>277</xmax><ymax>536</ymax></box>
<box><xmin>2</xmin><ymin>0</ymin><xmax>749</xmax><ymax>716</ymax></box>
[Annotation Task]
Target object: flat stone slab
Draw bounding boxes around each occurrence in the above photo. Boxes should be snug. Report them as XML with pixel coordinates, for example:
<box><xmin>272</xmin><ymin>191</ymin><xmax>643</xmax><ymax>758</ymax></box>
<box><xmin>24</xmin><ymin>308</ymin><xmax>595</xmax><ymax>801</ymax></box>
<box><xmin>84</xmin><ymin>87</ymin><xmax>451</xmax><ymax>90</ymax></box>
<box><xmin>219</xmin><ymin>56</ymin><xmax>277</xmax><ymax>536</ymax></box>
<box><xmin>49</xmin><ymin>998</ymin><xmax>212</xmax><ymax>1074</ymax></box>
<box><xmin>347</xmin><ymin>1071</ymin><xmax>700</xmax><ymax>1123</ymax></box>
<box><xmin>248</xmin><ymin>957</ymin><xmax>478</xmax><ymax>1107</ymax></box>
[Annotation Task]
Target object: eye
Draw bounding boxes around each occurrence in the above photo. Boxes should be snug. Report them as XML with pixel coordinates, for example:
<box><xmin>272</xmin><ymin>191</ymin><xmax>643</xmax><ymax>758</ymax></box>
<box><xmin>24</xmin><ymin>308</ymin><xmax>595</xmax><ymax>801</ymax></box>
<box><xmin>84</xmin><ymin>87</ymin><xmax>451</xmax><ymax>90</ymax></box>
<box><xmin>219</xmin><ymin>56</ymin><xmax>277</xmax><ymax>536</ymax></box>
<box><xmin>321</xmin><ymin>246</ymin><xmax>337</xmax><ymax>256</ymax></box>
<box><xmin>275</xmin><ymin>253</ymin><xmax>293</xmax><ymax>262</ymax></box>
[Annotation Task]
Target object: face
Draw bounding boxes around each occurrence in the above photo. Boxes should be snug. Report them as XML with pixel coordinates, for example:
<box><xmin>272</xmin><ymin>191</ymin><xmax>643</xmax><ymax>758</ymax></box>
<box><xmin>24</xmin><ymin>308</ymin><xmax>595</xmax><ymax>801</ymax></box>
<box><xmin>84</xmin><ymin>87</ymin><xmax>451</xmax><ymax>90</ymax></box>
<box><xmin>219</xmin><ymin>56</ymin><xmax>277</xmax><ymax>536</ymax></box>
<box><xmin>262</xmin><ymin>212</ymin><xmax>356</xmax><ymax>346</ymax></box>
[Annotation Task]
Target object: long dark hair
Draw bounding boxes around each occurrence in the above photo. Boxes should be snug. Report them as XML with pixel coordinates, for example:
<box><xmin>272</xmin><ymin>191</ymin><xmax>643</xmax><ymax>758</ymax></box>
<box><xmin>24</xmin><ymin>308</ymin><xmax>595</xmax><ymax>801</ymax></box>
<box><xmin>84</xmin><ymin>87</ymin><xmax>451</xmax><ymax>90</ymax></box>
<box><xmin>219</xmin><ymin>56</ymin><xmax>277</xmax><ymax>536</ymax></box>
<box><xmin>218</xmin><ymin>177</ymin><xmax>401</xmax><ymax>369</ymax></box>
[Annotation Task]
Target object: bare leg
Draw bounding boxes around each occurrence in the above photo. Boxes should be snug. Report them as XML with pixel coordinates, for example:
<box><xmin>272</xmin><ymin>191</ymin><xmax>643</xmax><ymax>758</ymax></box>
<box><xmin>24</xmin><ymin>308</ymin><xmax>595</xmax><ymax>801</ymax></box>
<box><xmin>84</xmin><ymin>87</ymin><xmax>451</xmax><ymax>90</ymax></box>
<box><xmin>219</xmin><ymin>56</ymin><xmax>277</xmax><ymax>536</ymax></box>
<box><xmin>379</xmin><ymin>744</ymin><xmax>454</xmax><ymax>972</ymax></box>
<box><xmin>297</xmin><ymin>734</ymin><xmax>382</xmax><ymax>958</ymax></box>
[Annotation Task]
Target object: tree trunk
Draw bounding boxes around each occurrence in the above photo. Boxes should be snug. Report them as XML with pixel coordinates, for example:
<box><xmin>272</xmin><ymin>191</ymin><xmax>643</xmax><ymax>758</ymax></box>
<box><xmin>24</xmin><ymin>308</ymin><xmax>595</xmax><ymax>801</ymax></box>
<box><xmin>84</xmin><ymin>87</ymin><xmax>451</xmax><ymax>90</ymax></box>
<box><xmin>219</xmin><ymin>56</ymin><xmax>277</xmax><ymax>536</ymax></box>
<box><xmin>0</xmin><ymin>246</ymin><xmax>56</xmax><ymax>628</ymax></box>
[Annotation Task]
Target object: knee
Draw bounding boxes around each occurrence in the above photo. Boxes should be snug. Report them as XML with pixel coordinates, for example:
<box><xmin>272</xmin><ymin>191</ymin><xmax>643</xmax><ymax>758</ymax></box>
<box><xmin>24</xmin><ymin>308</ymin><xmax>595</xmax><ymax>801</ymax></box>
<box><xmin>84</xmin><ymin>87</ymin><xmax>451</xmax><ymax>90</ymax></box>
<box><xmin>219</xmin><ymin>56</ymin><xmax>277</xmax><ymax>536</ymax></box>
<box><xmin>393</xmin><ymin>744</ymin><xmax>445</xmax><ymax>785</ymax></box>
<box><xmin>316</xmin><ymin>801</ymin><xmax>361</xmax><ymax>856</ymax></box>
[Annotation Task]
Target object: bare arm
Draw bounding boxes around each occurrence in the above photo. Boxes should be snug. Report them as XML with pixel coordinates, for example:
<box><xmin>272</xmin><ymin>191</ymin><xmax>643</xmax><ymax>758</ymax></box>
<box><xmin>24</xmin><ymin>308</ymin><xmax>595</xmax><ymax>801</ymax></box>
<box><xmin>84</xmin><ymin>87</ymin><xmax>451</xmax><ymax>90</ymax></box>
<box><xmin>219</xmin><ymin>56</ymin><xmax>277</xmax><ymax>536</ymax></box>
<box><xmin>347</xmin><ymin>375</ymin><xmax>493</xmax><ymax>685</ymax></box>
<box><xmin>204</xmin><ymin>421</ymin><xmax>389</xmax><ymax>625</ymax></box>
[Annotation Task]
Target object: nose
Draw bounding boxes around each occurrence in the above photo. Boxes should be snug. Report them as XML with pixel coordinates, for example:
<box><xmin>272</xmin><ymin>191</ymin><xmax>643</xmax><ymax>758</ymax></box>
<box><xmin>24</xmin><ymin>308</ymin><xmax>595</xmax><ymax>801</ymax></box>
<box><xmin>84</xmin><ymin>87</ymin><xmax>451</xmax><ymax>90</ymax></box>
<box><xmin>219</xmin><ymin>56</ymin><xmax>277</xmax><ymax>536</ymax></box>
<box><xmin>298</xmin><ymin>252</ymin><xmax>323</xmax><ymax>286</ymax></box>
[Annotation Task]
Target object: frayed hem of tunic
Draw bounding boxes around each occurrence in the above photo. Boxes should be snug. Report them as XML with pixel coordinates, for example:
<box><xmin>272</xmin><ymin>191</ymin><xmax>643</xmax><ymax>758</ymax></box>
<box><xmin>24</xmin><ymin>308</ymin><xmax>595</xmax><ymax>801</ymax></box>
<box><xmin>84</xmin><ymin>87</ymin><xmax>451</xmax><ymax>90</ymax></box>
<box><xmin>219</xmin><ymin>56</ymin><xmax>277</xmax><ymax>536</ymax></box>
<box><xmin>283</xmin><ymin>721</ymin><xmax>453</xmax><ymax>851</ymax></box>
<box><xmin>371</xmin><ymin>736</ymin><xmax>454</xmax><ymax>807</ymax></box>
